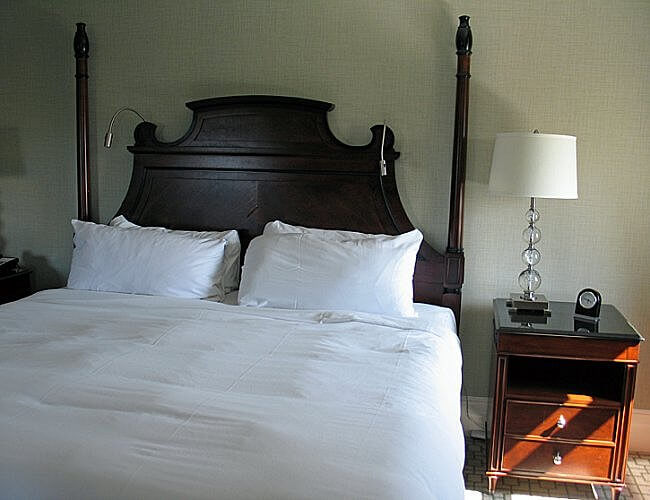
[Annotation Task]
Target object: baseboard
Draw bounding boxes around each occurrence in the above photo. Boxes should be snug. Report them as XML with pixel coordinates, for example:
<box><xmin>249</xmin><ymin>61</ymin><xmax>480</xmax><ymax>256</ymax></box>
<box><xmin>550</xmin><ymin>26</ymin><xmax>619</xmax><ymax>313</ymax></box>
<box><xmin>630</xmin><ymin>408</ymin><xmax>650</xmax><ymax>453</ymax></box>
<box><xmin>461</xmin><ymin>396</ymin><xmax>650</xmax><ymax>453</ymax></box>
<box><xmin>461</xmin><ymin>396</ymin><xmax>488</xmax><ymax>435</ymax></box>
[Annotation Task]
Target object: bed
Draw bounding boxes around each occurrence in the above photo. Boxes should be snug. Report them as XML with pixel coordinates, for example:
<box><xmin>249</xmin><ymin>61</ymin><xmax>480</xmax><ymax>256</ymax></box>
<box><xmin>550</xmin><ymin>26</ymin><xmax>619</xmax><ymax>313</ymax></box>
<box><xmin>0</xmin><ymin>16</ymin><xmax>473</xmax><ymax>499</ymax></box>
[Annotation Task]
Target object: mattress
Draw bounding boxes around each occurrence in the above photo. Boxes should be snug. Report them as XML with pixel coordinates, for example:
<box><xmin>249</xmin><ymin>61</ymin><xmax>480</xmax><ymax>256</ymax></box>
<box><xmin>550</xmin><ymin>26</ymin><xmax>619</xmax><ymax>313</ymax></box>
<box><xmin>0</xmin><ymin>289</ymin><xmax>464</xmax><ymax>499</ymax></box>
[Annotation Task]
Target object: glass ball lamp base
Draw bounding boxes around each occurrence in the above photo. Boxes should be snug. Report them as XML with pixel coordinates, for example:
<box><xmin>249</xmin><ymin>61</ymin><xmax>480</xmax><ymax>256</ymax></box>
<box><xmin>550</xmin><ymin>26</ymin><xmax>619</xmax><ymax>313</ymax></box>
<box><xmin>509</xmin><ymin>197</ymin><xmax>550</xmax><ymax>313</ymax></box>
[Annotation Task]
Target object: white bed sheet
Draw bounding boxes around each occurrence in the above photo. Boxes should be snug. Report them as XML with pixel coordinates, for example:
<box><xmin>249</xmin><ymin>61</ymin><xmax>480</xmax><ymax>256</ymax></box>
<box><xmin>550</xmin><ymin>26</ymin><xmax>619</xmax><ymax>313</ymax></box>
<box><xmin>0</xmin><ymin>289</ymin><xmax>464</xmax><ymax>499</ymax></box>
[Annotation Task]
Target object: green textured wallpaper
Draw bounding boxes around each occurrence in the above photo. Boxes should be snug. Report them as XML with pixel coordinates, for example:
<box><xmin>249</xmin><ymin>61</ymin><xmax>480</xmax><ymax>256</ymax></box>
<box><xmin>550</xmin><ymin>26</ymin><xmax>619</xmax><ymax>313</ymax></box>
<box><xmin>1</xmin><ymin>0</ymin><xmax>648</xmax><ymax>406</ymax></box>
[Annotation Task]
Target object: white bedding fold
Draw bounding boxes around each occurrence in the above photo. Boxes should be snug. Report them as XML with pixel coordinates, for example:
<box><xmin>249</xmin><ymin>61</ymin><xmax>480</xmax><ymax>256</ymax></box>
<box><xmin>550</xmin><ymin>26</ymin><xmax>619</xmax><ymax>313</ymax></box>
<box><xmin>0</xmin><ymin>289</ymin><xmax>464</xmax><ymax>500</ymax></box>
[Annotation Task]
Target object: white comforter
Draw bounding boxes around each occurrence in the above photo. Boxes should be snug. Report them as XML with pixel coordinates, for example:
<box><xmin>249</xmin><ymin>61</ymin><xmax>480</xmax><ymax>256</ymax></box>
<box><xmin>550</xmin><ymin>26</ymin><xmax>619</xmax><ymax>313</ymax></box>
<box><xmin>0</xmin><ymin>289</ymin><xmax>464</xmax><ymax>500</ymax></box>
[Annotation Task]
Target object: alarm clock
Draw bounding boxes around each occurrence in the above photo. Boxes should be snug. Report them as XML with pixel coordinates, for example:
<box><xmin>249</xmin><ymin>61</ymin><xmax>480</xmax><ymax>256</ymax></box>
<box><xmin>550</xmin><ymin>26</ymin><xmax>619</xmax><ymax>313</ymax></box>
<box><xmin>575</xmin><ymin>288</ymin><xmax>602</xmax><ymax>320</ymax></box>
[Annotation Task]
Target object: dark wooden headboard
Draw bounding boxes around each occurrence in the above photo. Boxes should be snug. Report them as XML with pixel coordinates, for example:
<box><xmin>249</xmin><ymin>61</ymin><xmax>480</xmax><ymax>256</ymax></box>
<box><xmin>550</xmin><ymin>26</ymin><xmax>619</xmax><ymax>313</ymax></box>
<box><xmin>73</xmin><ymin>17</ymin><xmax>473</xmax><ymax>324</ymax></box>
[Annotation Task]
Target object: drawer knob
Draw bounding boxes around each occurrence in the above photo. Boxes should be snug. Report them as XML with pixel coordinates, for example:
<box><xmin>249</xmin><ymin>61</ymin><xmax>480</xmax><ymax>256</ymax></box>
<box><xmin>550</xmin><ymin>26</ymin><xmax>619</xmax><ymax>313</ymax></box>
<box><xmin>556</xmin><ymin>414</ymin><xmax>567</xmax><ymax>429</ymax></box>
<box><xmin>553</xmin><ymin>451</ymin><xmax>562</xmax><ymax>465</ymax></box>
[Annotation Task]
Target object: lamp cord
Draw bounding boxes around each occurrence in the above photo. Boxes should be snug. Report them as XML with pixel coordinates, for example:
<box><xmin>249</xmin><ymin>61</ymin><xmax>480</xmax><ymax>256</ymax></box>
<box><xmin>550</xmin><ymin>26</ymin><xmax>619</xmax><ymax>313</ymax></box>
<box><xmin>379</xmin><ymin>122</ymin><xmax>387</xmax><ymax>176</ymax></box>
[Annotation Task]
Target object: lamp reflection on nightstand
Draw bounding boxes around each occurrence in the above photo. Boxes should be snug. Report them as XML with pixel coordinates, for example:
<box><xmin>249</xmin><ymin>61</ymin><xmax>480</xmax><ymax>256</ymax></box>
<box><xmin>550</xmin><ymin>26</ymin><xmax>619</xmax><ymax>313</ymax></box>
<box><xmin>489</xmin><ymin>130</ymin><xmax>577</xmax><ymax>313</ymax></box>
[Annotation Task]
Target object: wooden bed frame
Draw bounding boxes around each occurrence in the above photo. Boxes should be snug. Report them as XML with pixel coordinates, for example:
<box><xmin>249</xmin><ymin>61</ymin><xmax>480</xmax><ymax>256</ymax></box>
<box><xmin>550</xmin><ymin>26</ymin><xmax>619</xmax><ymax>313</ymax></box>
<box><xmin>73</xmin><ymin>17</ymin><xmax>472</xmax><ymax>324</ymax></box>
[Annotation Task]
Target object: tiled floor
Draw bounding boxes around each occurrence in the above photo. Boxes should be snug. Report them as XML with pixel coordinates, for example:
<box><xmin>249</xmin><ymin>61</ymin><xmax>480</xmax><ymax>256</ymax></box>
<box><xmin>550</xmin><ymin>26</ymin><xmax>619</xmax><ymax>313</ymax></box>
<box><xmin>464</xmin><ymin>436</ymin><xmax>650</xmax><ymax>499</ymax></box>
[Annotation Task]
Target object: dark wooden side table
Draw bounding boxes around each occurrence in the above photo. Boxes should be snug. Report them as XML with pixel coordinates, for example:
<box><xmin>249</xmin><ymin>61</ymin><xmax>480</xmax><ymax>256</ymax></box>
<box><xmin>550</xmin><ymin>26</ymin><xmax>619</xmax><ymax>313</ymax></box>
<box><xmin>487</xmin><ymin>299</ymin><xmax>644</xmax><ymax>499</ymax></box>
<box><xmin>0</xmin><ymin>268</ymin><xmax>32</xmax><ymax>305</ymax></box>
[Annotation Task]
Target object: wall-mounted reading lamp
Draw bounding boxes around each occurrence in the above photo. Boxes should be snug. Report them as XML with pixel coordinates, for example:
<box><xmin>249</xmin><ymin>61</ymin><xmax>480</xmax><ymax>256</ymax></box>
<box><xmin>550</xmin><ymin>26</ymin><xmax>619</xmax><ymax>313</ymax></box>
<box><xmin>104</xmin><ymin>107</ymin><xmax>146</xmax><ymax>148</ymax></box>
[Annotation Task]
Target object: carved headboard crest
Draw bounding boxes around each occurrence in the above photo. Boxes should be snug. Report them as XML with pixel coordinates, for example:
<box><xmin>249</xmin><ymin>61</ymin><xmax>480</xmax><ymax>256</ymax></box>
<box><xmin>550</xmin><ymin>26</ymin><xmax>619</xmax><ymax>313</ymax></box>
<box><xmin>130</xmin><ymin>96</ymin><xmax>397</xmax><ymax>159</ymax></box>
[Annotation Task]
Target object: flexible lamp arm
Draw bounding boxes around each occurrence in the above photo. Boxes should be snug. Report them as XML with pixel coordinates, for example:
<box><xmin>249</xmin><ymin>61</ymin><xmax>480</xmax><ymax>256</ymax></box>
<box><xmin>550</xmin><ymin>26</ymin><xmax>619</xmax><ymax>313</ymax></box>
<box><xmin>104</xmin><ymin>107</ymin><xmax>146</xmax><ymax>148</ymax></box>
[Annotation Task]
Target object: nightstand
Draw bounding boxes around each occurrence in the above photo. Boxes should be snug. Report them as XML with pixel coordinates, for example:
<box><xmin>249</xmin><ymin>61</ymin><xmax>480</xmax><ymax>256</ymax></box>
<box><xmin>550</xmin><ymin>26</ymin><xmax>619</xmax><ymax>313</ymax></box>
<box><xmin>0</xmin><ymin>268</ymin><xmax>32</xmax><ymax>305</ymax></box>
<box><xmin>487</xmin><ymin>298</ymin><xmax>644</xmax><ymax>499</ymax></box>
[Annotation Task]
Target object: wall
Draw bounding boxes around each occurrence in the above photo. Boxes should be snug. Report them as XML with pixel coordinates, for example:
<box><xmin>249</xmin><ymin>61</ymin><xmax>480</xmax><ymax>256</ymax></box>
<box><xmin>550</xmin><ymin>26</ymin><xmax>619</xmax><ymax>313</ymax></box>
<box><xmin>1</xmin><ymin>0</ymin><xmax>648</xmax><ymax>407</ymax></box>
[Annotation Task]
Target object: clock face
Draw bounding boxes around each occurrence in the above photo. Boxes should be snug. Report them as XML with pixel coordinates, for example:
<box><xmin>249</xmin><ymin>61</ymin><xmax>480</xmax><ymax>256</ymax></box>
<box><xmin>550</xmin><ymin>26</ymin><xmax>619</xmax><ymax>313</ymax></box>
<box><xmin>579</xmin><ymin>291</ymin><xmax>598</xmax><ymax>309</ymax></box>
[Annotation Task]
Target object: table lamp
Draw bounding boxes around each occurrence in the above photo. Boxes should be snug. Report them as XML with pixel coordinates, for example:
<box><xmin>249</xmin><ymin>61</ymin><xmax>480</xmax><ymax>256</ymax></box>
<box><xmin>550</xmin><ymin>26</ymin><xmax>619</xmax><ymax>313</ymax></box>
<box><xmin>489</xmin><ymin>131</ymin><xmax>577</xmax><ymax>311</ymax></box>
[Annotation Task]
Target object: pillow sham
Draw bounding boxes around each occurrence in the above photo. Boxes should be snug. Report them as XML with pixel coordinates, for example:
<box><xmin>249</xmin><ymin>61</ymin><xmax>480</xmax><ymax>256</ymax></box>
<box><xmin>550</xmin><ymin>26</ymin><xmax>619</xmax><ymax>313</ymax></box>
<box><xmin>68</xmin><ymin>220</ymin><xmax>228</xmax><ymax>300</ymax></box>
<box><xmin>110</xmin><ymin>215</ymin><xmax>241</xmax><ymax>292</ymax></box>
<box><xmin>238</xmin><ymin>230</ymin><xmax>422</xmax><ymax>317</ymax></box>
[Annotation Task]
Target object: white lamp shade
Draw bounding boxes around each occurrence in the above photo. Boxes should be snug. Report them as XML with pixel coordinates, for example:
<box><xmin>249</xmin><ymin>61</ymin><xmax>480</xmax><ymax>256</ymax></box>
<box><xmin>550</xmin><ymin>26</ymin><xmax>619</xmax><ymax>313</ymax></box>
<box><xmin>489</xmin><ymin>132</ymin><xmax>578</xmax><ymax>199</ymax></box>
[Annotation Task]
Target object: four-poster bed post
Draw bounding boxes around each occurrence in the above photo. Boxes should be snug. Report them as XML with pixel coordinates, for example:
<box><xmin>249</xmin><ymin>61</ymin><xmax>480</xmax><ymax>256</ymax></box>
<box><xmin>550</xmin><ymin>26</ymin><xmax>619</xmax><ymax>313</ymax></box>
<box><xmin>444</xmin><ymin>14</ymin><xmax>472</xmax><ymax>322</ymax></box>
<box><xmin>74</xmin><ymin>22</ymin><xmax>91</xmax><ymax>222</ymax></box>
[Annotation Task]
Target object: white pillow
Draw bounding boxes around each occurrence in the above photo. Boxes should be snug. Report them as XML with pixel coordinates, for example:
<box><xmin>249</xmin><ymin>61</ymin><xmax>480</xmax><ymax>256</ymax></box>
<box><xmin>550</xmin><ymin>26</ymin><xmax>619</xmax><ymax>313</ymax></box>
<box><xmin>263</xmin><ymin>220</ymin><xmax>380</xmax><ymax>240</ymax></box>
<box><xmin>68</xmin><ymin>220</ymin><xmax>228</xmax><ymax>299</ymax></box>
<box><xmin>110</xmin><ymin>215</ymin><xmax>241</xmax><ymax>293</ymax></box>
<box><xmin>238</xmin><ymin>230</ymin><xmax>422</xmax><ymax>317</ymax></box>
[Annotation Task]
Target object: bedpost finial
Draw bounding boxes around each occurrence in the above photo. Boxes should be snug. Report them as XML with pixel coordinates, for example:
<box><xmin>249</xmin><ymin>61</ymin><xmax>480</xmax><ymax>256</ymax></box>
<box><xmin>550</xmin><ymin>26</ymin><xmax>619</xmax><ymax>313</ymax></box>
<box><xmin>456</xmin><ymin>15</ymin><xmax>472</xmax><ymax>55</ymax></box>
<box><xmin>74</xmin><ymin>22</ymin><xmax>89</xmax><ymax>58</ymax></box>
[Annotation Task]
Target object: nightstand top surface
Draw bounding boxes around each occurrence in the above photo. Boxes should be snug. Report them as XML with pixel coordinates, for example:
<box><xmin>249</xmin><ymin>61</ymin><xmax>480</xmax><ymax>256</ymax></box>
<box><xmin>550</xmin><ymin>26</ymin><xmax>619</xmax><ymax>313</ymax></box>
<box><xmin>493</xmin><ymin>298</ymin><xmax>644</xmax><ymax>342</ymax></box>
<box><xmin>0</xmin><ymin>267</ymin><xmax>32</xmax><ymax>282</ymax></box>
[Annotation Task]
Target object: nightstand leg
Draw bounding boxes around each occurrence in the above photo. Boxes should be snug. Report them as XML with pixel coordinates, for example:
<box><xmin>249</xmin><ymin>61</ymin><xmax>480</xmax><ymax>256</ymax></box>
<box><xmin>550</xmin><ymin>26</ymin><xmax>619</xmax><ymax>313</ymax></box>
<box><xmin>488</xmin><ymin>475</ymin><xmax>498</xmax><ymax>493</ymax></box>
<box><xmin>611</xmin><ymin>485</ymin><xmax>623</xmax><ymax>500</ymax></box>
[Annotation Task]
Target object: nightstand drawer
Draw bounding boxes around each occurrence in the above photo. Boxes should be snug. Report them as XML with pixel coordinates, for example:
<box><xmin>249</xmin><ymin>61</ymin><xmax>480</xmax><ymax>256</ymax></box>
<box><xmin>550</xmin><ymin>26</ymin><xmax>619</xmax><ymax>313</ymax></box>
<box><xmin>503</xmin><ymin>437</ymin><xmax>613</xmax><ymax>480</ymax></box>
<box><xmin>505</xmin><ymin>401</ymin><xmax>617</xmax><ymax>442</ymax></box>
